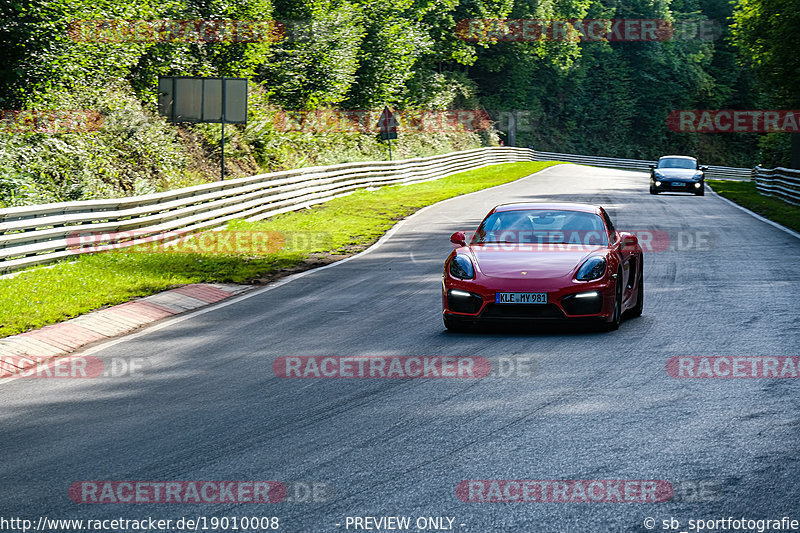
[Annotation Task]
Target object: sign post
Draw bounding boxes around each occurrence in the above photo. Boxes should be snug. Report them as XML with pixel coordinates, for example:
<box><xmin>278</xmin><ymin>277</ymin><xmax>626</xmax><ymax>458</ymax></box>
<box><xmin>377</xmin><ymin>106</ymin><xmax>398</xmax><ymax>160</ymax></box>
<box><xmin>221</xmin><ymin>75</ymin><xmax>226</xmax><ymax>181</ymax></box>
<box><xmin>157</xmin><ymin>76</ymin><xmax>247</xmax><ymax>180</ymax></box>
<box><xmin>221</xmin><ymin>23</ymin><xmax>226</xmax><ymax>181</ymax></box>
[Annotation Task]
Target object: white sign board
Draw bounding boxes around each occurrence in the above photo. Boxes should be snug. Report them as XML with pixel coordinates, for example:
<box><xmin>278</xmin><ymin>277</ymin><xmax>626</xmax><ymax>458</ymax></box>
<box><xmin>158</xmin><ymin>76</ymin><xmax>247</xmax><ymax>124</ymax></box>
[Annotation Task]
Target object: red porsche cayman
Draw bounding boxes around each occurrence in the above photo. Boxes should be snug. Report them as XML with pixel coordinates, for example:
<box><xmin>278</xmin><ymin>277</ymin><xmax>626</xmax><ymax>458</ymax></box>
<box><xmin>442</xmin><ymin>203</ymin><xmax>644</xmax><ymax>331</ymax></box>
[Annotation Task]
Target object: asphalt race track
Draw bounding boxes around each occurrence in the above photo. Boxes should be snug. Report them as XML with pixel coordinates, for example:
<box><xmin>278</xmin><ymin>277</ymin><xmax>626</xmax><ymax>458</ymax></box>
<box><xmin>2</xmin><ymin>164</ymin><xmax>799</xmax><ymax>532</ymax></box>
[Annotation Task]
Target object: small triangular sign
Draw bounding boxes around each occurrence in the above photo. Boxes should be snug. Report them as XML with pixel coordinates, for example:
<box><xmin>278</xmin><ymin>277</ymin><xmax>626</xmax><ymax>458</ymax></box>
<box><xmin>377</xmin><ymin>106</ymin><xmax>398</xmax><ymax>140</ymax></box>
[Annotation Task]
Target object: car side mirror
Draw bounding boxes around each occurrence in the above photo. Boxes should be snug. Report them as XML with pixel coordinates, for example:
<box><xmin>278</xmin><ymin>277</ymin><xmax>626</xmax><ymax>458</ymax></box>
<box><xmin>649</xmin><ymin>164</ymin><xmax>655</xmax><ymax>170</ymax></box>
<box><xmin>619</xmin><ymin>232</ymin><xmax>638</xmax><ymax>250</ymax></box>
<box><xmin>700</xmin><ymin>166</ymin><xmax>708</xmax><ymax>171</ymax></box>
<box><xmin>450</xmin><ymin>231</ymin><xmax>467</xmax><ymax>246</ymax></box>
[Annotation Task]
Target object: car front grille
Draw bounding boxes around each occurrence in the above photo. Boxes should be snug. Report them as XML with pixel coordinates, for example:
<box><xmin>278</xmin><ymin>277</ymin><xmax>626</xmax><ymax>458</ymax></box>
<box><xmin>481</xmin><ymin>303</ymin><xmax>565</xmax><ymax>319</ymax></box>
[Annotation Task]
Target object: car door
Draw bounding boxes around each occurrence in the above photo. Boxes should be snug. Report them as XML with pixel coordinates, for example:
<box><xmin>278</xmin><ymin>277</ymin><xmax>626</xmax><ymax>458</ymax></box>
<box><xmin>603</xmin><ymin>210</ymin><xmax>635</xmax><ymax>297</ymax></box>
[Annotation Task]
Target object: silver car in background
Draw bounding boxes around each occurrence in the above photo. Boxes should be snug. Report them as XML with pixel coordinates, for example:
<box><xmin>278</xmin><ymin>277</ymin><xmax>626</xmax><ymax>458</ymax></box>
<box><xmin>649</xmin><ymin>155</ymin><xmax>708</xmax><ymax>196</ymax></box>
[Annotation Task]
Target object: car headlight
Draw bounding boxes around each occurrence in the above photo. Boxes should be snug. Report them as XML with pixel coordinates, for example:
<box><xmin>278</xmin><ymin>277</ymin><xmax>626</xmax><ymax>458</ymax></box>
<box><xmin>449</xmin><ymin>255</ymin><xmax>475</xmax><ymax>279</ymax></box>
<box><xmin>694</xmin><ymin>182</ymin><xmax>701</xmax><ymax>188</ymax></box>
<box><xmin>655</xmin><ymin>180</ymin><xmax>662</xmax><ymax>186</ymax></box>
<box><xmin>575</xmin><ymin>256</ymin><xmax>606</xmax><ymax>281</ymax></box>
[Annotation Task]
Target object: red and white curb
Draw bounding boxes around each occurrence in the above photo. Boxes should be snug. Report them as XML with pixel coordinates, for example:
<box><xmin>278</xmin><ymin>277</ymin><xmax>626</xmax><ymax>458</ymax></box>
<box><xmin>0</xmin><ymin>283</ymin><xmax>250</xmax><ymax>377</ymax></box>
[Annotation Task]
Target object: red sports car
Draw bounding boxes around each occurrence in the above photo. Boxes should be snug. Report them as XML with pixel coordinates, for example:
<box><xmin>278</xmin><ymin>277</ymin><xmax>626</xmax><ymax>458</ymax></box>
<box><xmin>442</xmin><ymin>203</ymin><xmax>644</xmax><ymax>331</ymax></box>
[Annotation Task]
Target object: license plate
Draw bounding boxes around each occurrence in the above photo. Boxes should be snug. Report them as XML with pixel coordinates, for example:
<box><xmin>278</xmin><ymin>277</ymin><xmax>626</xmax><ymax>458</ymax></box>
<box><xmin>671</xmin><ymin>182</ymin><xmax>686</xmax><ymax>187</ymax></box>
<box><xmin>495</xmin><ymin>292</ymin><xmax>548</xmax><ymax>304</ymax></box>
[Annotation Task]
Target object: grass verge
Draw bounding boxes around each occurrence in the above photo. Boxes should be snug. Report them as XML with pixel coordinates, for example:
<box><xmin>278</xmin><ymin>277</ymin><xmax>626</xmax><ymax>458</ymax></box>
<box><xmin>707</xmin><ymin>180</ymin><xmax>800</xmax><ymax>233</ymax></box>
<box><xmin>0</xmin><ymin>161</ymin><xmax>561</xmax><ymax>338</ymax></box>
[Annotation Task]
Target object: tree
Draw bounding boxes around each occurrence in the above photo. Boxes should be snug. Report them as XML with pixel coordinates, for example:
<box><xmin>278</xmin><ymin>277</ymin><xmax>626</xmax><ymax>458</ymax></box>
<box><xmin>732</xmin><ymin>0</ymin><xmax>800</xmax><ymax>107</ymax></box>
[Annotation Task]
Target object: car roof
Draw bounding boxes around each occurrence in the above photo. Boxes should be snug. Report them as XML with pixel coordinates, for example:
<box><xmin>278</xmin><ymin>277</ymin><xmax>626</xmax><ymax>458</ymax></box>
<box><xmin>491</xmin><ymin>202</ymin><xmax>602</xmax><ymax>214</ymax></box>
<box><xmin>659</xmin><ymin>155</ymin><xmax>696</xmax><ymax>160</ymax></box>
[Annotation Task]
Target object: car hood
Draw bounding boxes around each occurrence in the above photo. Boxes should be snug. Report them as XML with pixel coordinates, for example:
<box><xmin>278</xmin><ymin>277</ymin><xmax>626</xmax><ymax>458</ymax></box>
<box><xmin>469</xmin><ymin>244</ymin><xmax>602</xmax><ymax>279</ymax></box>
<box><xmin>654</xmin><ymin>168</ymin><xmax>702</xmax><ymax>180</ymax></box>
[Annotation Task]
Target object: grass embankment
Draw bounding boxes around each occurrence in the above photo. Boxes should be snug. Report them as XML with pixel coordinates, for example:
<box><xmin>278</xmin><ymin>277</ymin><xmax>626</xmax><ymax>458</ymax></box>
<box><xmin>707</xmin><ymin>180</ymin><xmax>800</xmax><ymax>233</ymax></box>
<box><xmin>0</xmin><ymin>161</ymin><xmax>560</xmax><ymax>338</ymax></box>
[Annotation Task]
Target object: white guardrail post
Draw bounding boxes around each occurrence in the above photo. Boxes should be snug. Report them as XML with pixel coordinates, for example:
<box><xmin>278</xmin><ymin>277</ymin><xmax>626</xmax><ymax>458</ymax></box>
<box><xmin>0</xmin><ymin>146</ymin><xmax>759</xmax><ymax>275</ymax></box>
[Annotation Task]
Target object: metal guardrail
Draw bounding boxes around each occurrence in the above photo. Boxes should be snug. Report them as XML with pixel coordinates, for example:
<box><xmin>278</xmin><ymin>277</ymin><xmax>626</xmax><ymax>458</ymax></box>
<box><xmin>753</xmin><ymin>166</ymin><xmax>800</xmax><ymax>206</ymax></box>
<box><xmin>529</xmin><ymin>150</ymin><xmax>752</xmax><ymax>180</ymax></box>
<box><xmin>0</xmin><ymin>146</ymin><xmax>759</xmax><ymax>275</ymax></box>
<box><xmin>0</xmin><ymin>147</ymin><xmax>533</xmax><ymax>274</ymax></box>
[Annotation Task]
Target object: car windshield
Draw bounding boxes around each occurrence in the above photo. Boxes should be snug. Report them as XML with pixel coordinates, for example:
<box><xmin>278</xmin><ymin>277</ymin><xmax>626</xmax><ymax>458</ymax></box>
<box><xmin>471</xmin><ymin>209</ymin><xmax>609</xmax><ymax>246</ymax></box>
<box><xmin>658</xmin><ymin>157</ymin><xmax>696</xmax><ymax>169</ymax></box>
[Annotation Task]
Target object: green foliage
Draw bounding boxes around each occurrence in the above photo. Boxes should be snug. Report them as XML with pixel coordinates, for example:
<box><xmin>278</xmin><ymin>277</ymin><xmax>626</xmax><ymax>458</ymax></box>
<box><xmin>470</xmin><ymin>0</ymin><xmax>762</xmax><ymax>166</ymax></box>
<box><xmin>1</xmin><ymin>0</ymin><xmax>793</xmax><ymax>207</ymax></box>
<box><xmin>732</xmin><ymin>0</ymin><xmax>800</xmax><ymax>107</ymax></box>
<box><xmin>755</xmin><ymin>133</ymin><xmax>791</xmax><ymax>169</ymax></box>
<box><xmin>1</xmin><ymin>0</ymin><xmax>165</xmax><ymax>105</ymax></box>
<box><xmin>731</xmin><ymin>0</ymin><xmax>800</xmax><ymax>166</ymax></box>
<box><xmin>257</xmin><ymin>0</ymin><xmax>364</xmax><ymax>109</ymax></box>
<box><xmin>0</xmin><ymin>0</ymin><xmax>506</xmax><ymax>206</ymax></box>
<box><xmin>0</xmin><ymin>83</ymin><xmax>186</xmax><ymax>206</ymax></box>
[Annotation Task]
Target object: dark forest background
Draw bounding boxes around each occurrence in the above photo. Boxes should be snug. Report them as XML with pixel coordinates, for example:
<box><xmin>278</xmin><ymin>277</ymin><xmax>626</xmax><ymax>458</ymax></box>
<box><xmin>0</xmin><ymin>0</ymin><xmax>796</xmax><ymax>205</ymax></box>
